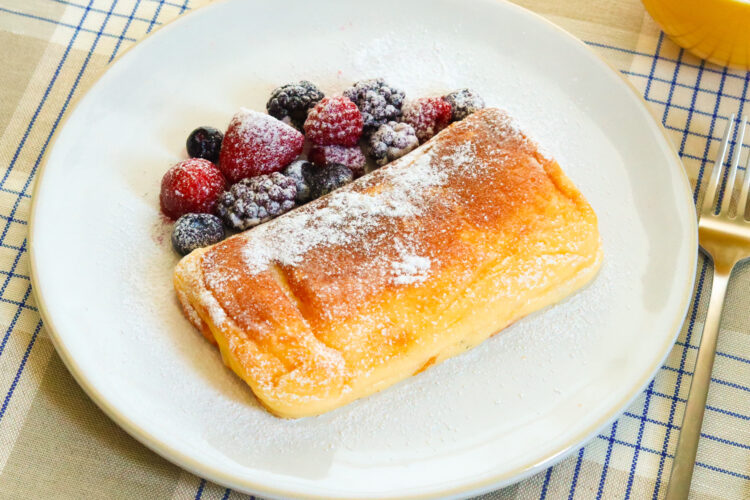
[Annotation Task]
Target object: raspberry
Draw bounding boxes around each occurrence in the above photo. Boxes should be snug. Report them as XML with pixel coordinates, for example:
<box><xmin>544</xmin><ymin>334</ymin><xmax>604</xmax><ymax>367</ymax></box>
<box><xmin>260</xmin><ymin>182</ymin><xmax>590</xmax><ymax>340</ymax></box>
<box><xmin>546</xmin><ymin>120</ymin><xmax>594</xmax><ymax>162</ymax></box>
<box><xmin>307</xmin><ymin>163</ymin><xmax>354</xmax><ymax>199</ymax></box>
<box><xmin>443</xmin><ymin>89</ymin><xmax>485</xmax><ymax>121</ymax></box>
<box><xmin>217</xmin><ymin>173</ymin><xmax>297</xmax><ymax>230</ymax></box>
<box><xmin>186</xmin><ymin>126</ymin><xmax>223</xmax><ymax>163</ymax></box>
<box><xmin>160</xmin><ymin>158</ymin><xmax>226</xmax><ymax>220</ymax></box>
<box><xmin>304</xmin><ymin>96</ymin><xmax>363</xmax><ymax>146</ymax></box>
<box><xmin>218</xmin><ymin>108</ymin><xmax>304</xmax><ymax>182</ymax></box>
<box><xmin>171</xmin><ymin>213</ymin><xmax>225</xmax><ymax>255</ymax></box>
<box><xmin>400</xmin><ymin>97</ymin><xmax>452</xmax><ymax>143</ymax></box>
<box><xmin>343</xmin><ymin>78</ymin><xmax>405</xmax><ymax>132</ymax></box>
<box><xmin>367</xmin><ymin>121</ymin><xmax>419</xmax><ymax>166</ymax></box>
<box><xmin>308</xmin><ymin>144</ymin><xmax>366</xmax><ymax>177</ymax></box>
<box><xmin>266</xmin><ymin>80</ymin><xmax>324</xmax><ymax>129</ymax></box>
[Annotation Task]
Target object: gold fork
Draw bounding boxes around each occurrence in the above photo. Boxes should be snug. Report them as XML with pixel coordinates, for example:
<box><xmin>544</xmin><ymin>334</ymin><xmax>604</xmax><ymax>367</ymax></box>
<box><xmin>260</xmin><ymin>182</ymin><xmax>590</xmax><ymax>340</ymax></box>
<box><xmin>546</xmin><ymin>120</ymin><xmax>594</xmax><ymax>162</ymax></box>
<box><xmin>666</xmin><ymin>114</ymin><xmax>749</xmax><ymax>499</ymax></box>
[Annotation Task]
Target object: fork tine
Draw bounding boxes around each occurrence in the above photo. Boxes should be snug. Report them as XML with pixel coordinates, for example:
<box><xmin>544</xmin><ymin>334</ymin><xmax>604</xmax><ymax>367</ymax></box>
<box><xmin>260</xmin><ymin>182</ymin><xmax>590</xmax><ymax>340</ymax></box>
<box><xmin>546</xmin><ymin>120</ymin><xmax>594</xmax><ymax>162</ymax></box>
<box><xmin>720</xmin><ymin>115</ymin><xmax>747</xmax><ymax>215</ymax></box>
<box><xmin>739</xmin><ymin>146</ymin><xmax>750</xmax><ymax>219</ymax></box>
<box><xmin>702</xmin><ymin>114</ymin><xmax>735</xmax><ymax>215</ymax></box>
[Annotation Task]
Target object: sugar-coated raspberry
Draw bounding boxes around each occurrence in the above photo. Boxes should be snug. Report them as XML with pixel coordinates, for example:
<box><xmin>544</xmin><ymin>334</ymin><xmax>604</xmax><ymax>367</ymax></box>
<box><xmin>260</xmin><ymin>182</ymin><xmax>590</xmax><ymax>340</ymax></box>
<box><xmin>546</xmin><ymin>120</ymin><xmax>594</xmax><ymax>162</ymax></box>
<box><xmin>218</xmin><ymin>108</ymin><xmax>304</xmax><ymax>182</ymax></box>
<box><xmin>343</xmin><ymin>78</ymin><xmax>406</xmax><ymax>132</ymax></box>
<box><xmin>304</xmin><ymin>96</ymin><xmax>363</xmax><ymax>146</ymax></box>
<box><xmin>171</xmin><ymin>213</ymin><xmax>225</xmax><ymax>255</ymax></box>
<box><xmin>186</xmin><ymin>126</ymin><xmax>223</xmax><ymax>163</ymax></box>
<box><xmin>308</xmin><ymin>144</ymin><xmax>366</xmax><ymax>177</ymax></box>
<box><xmin>266</xmin><ymin>81</ymin><xmax>324</xmax><ymax>129</ymax></box>
<box><xmin>400</xmin><ymin>98</ymin><xmax>452</xmax><ymax>143</ymax></box>
<box><xmin>367</xmin><ymin>121</ymin><xmax>419</xmax><ymax>166</ymax></box>
<box><xmin>217</xmin><ymin>173</ymin><xmax>297</xmax><ymax>230</ymax></box>
<box><xmin>443</xmin><ymin>89</ymin><xmax>485</xmax><ymax>121</ymax></box>
<box><xmin>160</xmin><ymin>158</ymin><xmax>226</xmax><ymax>220</ymax></box>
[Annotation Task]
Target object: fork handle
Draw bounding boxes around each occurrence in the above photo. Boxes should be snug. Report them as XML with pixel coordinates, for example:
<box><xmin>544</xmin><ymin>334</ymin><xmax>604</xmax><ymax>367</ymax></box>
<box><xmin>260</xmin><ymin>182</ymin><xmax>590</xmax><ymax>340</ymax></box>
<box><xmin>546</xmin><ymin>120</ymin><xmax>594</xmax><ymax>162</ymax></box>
<box><xmin>666</xmin><ymin>269</ymin><xmax>730</xmax><ymax>500</ymax></box>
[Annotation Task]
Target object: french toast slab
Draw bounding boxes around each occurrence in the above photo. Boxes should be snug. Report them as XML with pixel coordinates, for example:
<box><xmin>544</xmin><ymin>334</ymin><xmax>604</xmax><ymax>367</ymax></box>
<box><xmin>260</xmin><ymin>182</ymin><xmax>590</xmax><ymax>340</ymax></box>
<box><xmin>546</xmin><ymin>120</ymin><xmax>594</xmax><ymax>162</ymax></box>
<box><xmin>174</xmin><ymin>108</ymin><xmax>603</xmax><ymax>418</ymax></box>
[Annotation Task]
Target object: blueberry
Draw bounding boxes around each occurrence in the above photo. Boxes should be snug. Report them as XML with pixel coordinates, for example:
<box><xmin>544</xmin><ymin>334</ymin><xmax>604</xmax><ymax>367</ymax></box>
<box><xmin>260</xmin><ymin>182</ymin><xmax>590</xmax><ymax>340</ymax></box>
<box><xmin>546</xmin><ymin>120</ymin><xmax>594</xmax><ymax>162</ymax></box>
<box><xmin>281</xmin><ymin>160</ymin><xmax>316</xmax><ymax>203</ymax></box>
<box><xmin>171</xmin><ymin>213</ymin><xmax>225</xmax><ymax>255</ymax></box>
<box><xmin>186</xmin><ymin>126</ymin><xmax>223</xmax><ymax>163</ymax></box>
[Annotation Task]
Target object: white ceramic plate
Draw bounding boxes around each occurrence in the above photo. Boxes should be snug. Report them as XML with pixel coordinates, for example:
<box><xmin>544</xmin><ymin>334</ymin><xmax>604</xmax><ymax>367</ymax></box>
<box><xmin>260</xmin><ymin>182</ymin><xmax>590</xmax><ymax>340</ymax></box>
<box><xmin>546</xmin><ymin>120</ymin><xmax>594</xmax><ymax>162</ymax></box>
<box><xmin>29</xmin><ymin>0</ymin><xmax>698</xmax><ymax>498</ymax></box>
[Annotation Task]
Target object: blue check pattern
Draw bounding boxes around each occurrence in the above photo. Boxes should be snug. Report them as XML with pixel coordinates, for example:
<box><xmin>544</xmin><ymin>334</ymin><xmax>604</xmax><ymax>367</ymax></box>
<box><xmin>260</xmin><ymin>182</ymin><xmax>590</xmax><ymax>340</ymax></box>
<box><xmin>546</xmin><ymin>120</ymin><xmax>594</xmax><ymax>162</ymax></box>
<box><xmin>0</xmin><ymin>1</ymin><xmax>748</xmax><ymax>498</ymax></box>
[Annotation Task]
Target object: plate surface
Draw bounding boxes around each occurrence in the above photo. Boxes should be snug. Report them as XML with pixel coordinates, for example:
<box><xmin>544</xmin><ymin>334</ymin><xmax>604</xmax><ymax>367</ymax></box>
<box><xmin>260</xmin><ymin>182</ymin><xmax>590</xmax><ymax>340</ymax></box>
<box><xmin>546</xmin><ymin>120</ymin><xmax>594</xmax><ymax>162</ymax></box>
<box><xmin>29</xmin><ymin>0</ymin><xmax>697</xmax><ymax>498</ymax></box>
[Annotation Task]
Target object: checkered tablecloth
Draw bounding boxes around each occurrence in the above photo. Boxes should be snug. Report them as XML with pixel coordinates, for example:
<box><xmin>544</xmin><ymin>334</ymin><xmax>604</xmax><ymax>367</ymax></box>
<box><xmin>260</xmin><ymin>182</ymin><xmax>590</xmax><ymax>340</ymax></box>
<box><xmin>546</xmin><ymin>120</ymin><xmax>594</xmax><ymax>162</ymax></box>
<box><xmin>1</xmin><ymin>0</ymin><xmax>749</xmax><ymax>498</ymax></box>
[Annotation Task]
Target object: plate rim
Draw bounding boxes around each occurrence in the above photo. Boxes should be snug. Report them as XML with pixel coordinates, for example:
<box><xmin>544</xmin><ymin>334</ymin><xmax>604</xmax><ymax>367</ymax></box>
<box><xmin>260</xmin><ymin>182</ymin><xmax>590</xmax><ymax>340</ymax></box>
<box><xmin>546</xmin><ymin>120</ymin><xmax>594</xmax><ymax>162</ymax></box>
<box><xmin>27</xmin><ymin>0</ymin><xmax>699</xmax><ymax>498</ymax></box>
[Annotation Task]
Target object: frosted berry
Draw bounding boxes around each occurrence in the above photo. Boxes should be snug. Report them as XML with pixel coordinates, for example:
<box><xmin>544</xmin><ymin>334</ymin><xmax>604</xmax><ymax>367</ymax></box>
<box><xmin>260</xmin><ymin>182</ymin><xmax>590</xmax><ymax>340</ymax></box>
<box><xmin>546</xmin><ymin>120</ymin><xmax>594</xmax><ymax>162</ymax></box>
<box><xmin>171</xmin><ymin>213</ymin><xmax>225</xmax><ymax>255</ymax></box>
<box><xmin>266</xmin><ymin>80</ymin><xmax>324</xmax><ymax>129</ymax></box>
<box><xmin>186</xmin><ymin>126</ymin><xmax>223</xmax><ymax>163</ymax></box>
<box><xmin>400</xmin><ymin>97</ymin><xmax>452</xmax><ymax>143</ymax></box>
<box><xmin>308</xmin><ymin>163</ymin><xmax>354</xmax><ymax>199</ymax></box>
<box><xmin>304</xmin><ymin>96</ymin><xmax>363</xmax><ymax>146</ymax></box>
<box><xmin>282</xmin><ymin>160</ymin><xmax>315</xmax><ymax>203</ymax></box>
<box><xmin>367</xmin><ymin>121</ymin><xmax>419</xmax><ymax>166</ymax></box>
<box><xmin>160</xmin><ymin>158</ymin><xmax>226</xmax><ymax>220</ymax></box>
<box><xmin>443</xmin><ymin>89</ymin><xmax>485</xmax><ymax>121</ymax></box>
<box><xmin>309</xmin><ymin>144</ymin><xmax>366</xmax><ymax>177</ymax></box>
<box><xmin>218</xmin><ymin>108</ymin><xmax>304</xmax><ymax>182</ymax></box>
<box><xmin>343</xmin><ymin>78</ymin><xmax>405</xmax><ymax>132</ymax></box>
<box><xmin>217</xmin><ymin>172</ymin><xmax>297</xmax><ymax>230</ymax></box>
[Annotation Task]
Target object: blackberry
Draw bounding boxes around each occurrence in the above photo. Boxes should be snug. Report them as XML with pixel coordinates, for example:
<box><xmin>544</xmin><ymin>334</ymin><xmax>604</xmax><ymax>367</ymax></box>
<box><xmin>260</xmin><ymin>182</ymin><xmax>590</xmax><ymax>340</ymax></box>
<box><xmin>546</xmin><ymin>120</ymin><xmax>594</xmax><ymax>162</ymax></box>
<box><xmin>443</xmin><ymin>89</ymin><xmax>485</xmax><ymax>121</ymax></box>
<box><xmin>266</xmin><ymin>81</ymin><xmax>324</xmax><ymax>129</ymax></box>
<box><xmin>171</xmin><ymin>213</ymin><xmax>225</xmax><ymax>255</ymax></box>
<box><xmin>367</xmin><ymin>121</ymin><xmax>419</xmax><ymax>166</ymax></box>
<box><xmin>281</xmin><ymin>160</ymin><xmax>316</xmax><ymax>203</ymax></box>
<box><xmin>343</xmin><ymin>78</ymin><xmax>405</xmax><ymax>132</ymax></box>
<box><xmin>216</xmin><ymin>172</ymin><xmax>297</xmax><ymax>230</ymax></box>
<box><xmin>308</xmin><ymin>163</ymin><xmax>354</xmax><ymax>199</ymax></box>
<box><xmin>186</xmin><ymin>126</ymin><xmax>223</xmax><ymax>163</ymax></box>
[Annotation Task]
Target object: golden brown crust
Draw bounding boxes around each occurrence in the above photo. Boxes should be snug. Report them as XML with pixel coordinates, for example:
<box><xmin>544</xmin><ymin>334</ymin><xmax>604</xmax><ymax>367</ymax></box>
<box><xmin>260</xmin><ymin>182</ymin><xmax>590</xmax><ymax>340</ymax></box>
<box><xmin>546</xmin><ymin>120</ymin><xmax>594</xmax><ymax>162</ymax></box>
<box><xmin>173</xmin><ymin>108</ymin><xmax>603</xmax><ymax>418</ymax></box>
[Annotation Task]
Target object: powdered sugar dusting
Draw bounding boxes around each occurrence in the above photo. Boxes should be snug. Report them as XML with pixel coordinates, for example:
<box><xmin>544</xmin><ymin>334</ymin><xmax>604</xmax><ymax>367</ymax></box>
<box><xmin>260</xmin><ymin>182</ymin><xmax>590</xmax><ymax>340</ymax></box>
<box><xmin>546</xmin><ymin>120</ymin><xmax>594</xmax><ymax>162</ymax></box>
<box><xmin>391</xmin><ymin>253</ymin><xmax>431</xmax><ymax>285</ymax></box>
<box><xmin>445</xmin><ymin>141</ymin><xmax>476</xmax><ymax>168</ymax></box>
<box><xmin>199</xmin><ymin>288</ymin><xmax>227</xmax><ymax>326</ymax></box>
<box><xmin>233</xmin><ymin>107</ymin><xmax>291</xmax><ymax>140</ymax></box>
<box><xmin>220</xmin><ymin>107</ymin><xmax>304</xmax><ymax>181</ymax></box>
<box><xmin>46</xmin><ymin>1</ymin><xmax>682</xmax><ymax>490</ymax></box>
<box><xmin>176</xmin><ymin>288</ymin><xmax>202</xmax><ymax>326</ymax></box>
<box><xmin>241</xmin><ymin>144</ymin><xmax>449</xmax><ymax>273</ymax></box>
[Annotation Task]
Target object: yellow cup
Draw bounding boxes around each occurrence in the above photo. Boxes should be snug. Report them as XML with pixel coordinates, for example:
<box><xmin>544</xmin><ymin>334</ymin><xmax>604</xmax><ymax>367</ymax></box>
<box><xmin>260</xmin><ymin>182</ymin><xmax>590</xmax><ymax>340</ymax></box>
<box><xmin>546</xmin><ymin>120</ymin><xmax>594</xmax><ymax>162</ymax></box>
<box><xmin>642</xmin><ymin>0</ymin><xmax>750</xmax><ymax>69</ymax></box>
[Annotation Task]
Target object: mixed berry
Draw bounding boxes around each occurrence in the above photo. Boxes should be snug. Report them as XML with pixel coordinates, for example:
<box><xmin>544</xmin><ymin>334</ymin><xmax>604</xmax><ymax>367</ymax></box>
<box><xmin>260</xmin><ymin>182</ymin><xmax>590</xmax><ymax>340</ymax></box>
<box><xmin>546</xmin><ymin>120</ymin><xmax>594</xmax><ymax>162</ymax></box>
<box><xmin>401</xmin><ymin>97</ymin><xmax>453</xmax><ymax>144</ymax></box>
<box><xmin>218</xmin><ymin>108</ymin><xmax>304</xmax><ymax>182</ymax></box>
<box><xmin>159</xmin><ymin>158</ymin><xmax>226</xmax><ymax>220</ymax></box>
<box><xmin>368</xmin><ymin>121</ymin><xmax>419</xmax><ymax>166</ymax></box>
<box><xmin>217</xmin><ymin>173</ymin><xmax>297</xmax><ymax>230</ymax></box>
<box><xmin>266</xmin><ymin>80</ymin><xmax>324</xmax><ymax>129</ymax></box>
<box><xmin>303</xmin><ymin>96</ymin><xmax>363</xmax><ymax>146</ymax></box>
<box><xmin>186</xmin><ymin>126</ymin><xmax>223</xmax><ymax>163</ymax></box>
<box><xmin>282</xmin><ymin>160</ymin><xmax>316</xmax><ymax>204</ymax></box>
<box><xmin>172</xmin><ymin>213</ymin><xmax>225</xmax><ymax>255</ymax></box>
<box><xmin>443</xmin><ymin>88</ymin><xmax>485</xmax><ymax>122</ymax></box>
<box><xmin>343</xmin><ymin>78</ymin><xmax>406</xmax><ymax>132</ymax></box>
<box><xmin>157</xmin><ymin>79</ymin><xmax>484</xmax><ymax>254</ymax></box>
<box><xmin>308</xmin><ymin>144</ymin><xmax>366</xmax><ymax>178</ymax></box>
<box><xmin>307</xmin><ymin>163</ymin><xmax>354</xmax><ymax>199</ymax></box>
